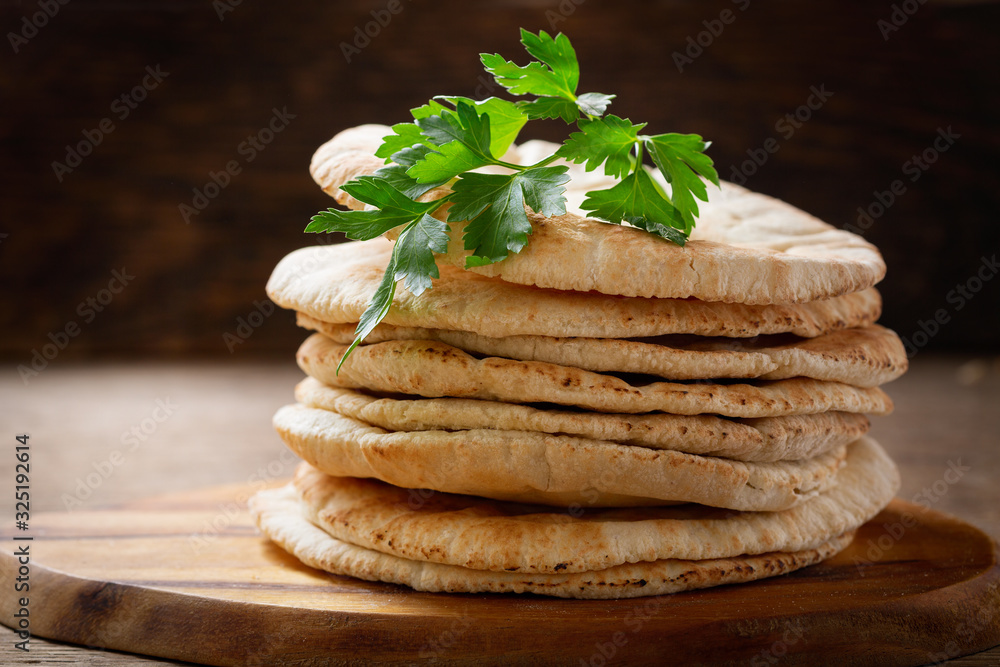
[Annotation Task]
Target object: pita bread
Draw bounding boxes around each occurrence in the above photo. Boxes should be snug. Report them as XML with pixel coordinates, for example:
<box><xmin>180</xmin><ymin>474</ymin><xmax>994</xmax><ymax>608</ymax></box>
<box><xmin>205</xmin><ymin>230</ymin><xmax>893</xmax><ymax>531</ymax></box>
<box><xmin>297</xmin><ymin>334</ymin><xmax>894</xmax><ymax>418</ymax></box>
<box><xmin>250</xmin><ymin>483</ymin><xmax>855</xmax><ymax>599</ymax></box>
<box><xmin>268</xmin><ymin>239</ymin><xmax>883</xmax><ymax>340</ymax></box>
<box><xmin>292</xmin><ymin>436</ymin><xmax>896</xmax><ymax>573</ymax></box>
<box><xmin>294</xmin><ymin>379</ymin><xmax>869</xmax><ymax>463</ymax></box>
<box><xmin>273</xmin><ymin>403</ymin><xmax>848</xmax><ymax>510</ymax></box>
<box><xmin>299</xmin><ymin>315</ymin><xmax>906</xmax><ymax>388</ymax></box>
<box><xmin>310</xmin><ymin>126</ymin><xmax>885</xmax><ymax>304</ymax></box>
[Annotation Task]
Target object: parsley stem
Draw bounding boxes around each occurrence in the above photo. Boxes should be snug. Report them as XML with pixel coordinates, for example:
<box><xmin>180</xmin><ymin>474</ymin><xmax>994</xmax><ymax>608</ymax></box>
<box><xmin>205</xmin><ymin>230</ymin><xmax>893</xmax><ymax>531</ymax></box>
<box><xmin>526</xmin><ymin>154</ymin><xmax>561</xmax><ymax>169</ymax></box>
<box><xmin>493</xmin><ymin>159</ymin><xmax>531</xmax><ymax>171</ymax></box>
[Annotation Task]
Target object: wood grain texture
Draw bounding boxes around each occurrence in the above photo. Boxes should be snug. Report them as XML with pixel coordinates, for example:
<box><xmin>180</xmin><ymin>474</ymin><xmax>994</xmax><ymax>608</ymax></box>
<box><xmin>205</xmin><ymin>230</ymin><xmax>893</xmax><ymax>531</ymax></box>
<box><xmin>0</xmin><ymin>490</ymin><xmax>998</xmax><ymax>666</ymax></box>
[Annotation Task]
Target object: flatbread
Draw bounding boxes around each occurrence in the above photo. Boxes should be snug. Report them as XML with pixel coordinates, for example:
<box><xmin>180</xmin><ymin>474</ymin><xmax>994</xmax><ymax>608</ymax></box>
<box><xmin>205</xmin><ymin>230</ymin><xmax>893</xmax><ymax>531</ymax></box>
<box><xmin>250</xmin><ymin>483</ymin><xmax>855</xmax><ymax>599</ymax></box>
<box><xmin>292</xmin><ymin>436</ymin><xmax>896</xmax><ymax>573</ymax></box>
<box><xmin>268</xmin><ymin>239</ymin><xmax>883</xmax><ymax>340</ymax></box>
<box><xmin>273</xmin><ymin>403</ymin><xmax>848</xmax><ymax>510</ymax></box>
<box><xmin>299</xmin><ymin>315</ymin><xmax>907</xmax><ymax>388</ymax></box>
<box><xmin>309</xmin><ymin>126</ymin><xmax>885</xmax><ymax>304</ymax></box>
<box><xmin>297</xmin><ymin>334</ymin><xmax>894</xmax><ymax>418</ymax></box>
<box><xmin>294</xmin><ymin>379</ymin><xmax>870</xmax><ymax>463</ymax></box>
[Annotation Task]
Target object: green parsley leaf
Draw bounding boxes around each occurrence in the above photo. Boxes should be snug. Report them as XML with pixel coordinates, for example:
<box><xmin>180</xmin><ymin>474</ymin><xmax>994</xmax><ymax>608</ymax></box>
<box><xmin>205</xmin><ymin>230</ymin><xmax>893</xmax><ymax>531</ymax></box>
<box><xmin>556</xmin><ymin>115</ymin><xmax>647</xmax><ymax>179</ymax></box>
<box><xmin>340</xmin><ymin>253</ymin><xmax>397</xmax><ymax>373</ymax></box>
<box><xmin>375</xmin><ymin>123</ymin><xmax>426</xmax><ymax>161</ymax></box>
<box><xmin>305</xmin><ymin>209</ymin><xmax>397</xmax><ymax>240</ymax></box>
<box><xmin>435</xmin><ymin>96</ymin><xmax>528</xmax><ymax>157</ymax></box>
<box><xmin>408</xmin><ymin>101</ymin><xmax>494</xmax><ymax>183</ymax></box>
<box><xmin>624</xmin><ymin>215</ymin><xmax>688</xmax><ymax>247</ymax></box>
<box><xmin>449</xmin><ymin>166</ymin><xmax>569</xmax><ymax>267</ymax></box>
<box><xmin>517</xmin><ymin>96</ymin><xmax>579</xmax><ymax>123</ymax></box>
<box><xmin>580</xmin><ymin>168</ymin><xmax>685</xmax><ymax>234</ymax></box>
<box><xmin>306</xmin><ymin>175</ymin><xmax>440</xmax><ymax>239</ymax></box>
<box><xmin>340</xmin><ymin>175</ymin><xmax>430</xmax><ymax>211</ymax></box>
<box><xmin>481</xmin><ymin>54</ymin><xmax>570</xmax><ymax>99</ymax></box>
<box><xmin>644</xmin><ymin>132</ymin><xmax>720</xmax><ymax>228</ymax></box>
<box><xmin>392</xmin><ymin>212</ymin><xmax>450</xmax><ymax>295</ymax></box>
<box><xmin>410</xmin><ymin>99</ymin><xmax>449</xmax><ymax>120</ymax></box>
<box><xmin>518</xmin><ymin>28</ymin><xmax>579</xmax><ymax>95</ymax></box>
<box><xmin>338</xmin><ymin>212</ymin><xmax>449</xmax><ymax>372</ymax></box>
<box><xmin>373</xmin><ymin>165</ymin><xmax>448</xmax><ymax>199</ymax></box>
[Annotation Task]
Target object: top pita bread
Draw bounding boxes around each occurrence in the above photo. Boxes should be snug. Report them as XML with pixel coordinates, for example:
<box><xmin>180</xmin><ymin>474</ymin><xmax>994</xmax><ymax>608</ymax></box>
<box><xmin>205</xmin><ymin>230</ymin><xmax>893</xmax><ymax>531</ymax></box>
<box><xmin>310</xmin><ymin>125</ymin><xmax>885</xmax><ymax>304</ymax></box>
<box><xmin>267</xmin><ymin>240</ymin><xmax>882</xmax><ymax>340</ymax></box>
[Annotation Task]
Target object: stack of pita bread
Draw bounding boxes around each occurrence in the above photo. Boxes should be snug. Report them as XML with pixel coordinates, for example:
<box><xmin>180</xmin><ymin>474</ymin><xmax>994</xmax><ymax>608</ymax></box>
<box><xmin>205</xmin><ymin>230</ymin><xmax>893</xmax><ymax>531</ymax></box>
<box><xmin>250</xmin><ymin>125</ymin><xmax>906</xmax><ymax>599</ymax></box>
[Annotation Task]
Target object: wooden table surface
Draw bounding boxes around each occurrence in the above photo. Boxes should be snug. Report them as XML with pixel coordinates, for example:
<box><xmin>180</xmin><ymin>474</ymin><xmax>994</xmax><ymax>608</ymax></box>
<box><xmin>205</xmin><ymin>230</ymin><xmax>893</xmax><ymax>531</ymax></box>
<box><xmin>1</xmin><ymin>354</ymin><xmax>998</xmax><ymax>665</ymax></box>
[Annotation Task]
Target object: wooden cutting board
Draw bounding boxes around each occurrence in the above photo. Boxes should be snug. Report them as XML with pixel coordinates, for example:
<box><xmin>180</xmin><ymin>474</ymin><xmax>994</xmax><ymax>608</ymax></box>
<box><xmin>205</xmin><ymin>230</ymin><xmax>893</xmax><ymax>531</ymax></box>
<box><xmin>1</xmin><ymin>484</ymin><xmax>998</xmax><ymax>666</ymax></box>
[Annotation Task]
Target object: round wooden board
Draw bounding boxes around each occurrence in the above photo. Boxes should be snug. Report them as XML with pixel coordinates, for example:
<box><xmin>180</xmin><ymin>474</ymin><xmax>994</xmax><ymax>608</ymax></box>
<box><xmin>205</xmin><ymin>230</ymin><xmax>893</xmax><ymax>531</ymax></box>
<box><xmin>1</xmin><ymin>483</ymin><xmax>998</xmax><ymax>666</ymax></box>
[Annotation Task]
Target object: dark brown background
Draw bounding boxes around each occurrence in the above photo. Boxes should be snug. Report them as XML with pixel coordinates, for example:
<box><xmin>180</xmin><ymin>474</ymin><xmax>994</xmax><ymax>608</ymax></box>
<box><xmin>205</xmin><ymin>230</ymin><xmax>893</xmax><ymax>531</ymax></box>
<box><xmin>2</xmin><ymin>0</ymin><xmax>998</xmax><ymax>362</ymax></box>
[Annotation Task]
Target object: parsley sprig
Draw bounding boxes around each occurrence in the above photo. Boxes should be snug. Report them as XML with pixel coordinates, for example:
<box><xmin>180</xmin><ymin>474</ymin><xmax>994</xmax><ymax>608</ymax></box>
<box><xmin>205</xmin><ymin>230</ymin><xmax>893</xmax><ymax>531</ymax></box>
<box><xmin>307</xmin><ymin>28</ymin><xmax>720</xmax><ymax>370</ymax></box>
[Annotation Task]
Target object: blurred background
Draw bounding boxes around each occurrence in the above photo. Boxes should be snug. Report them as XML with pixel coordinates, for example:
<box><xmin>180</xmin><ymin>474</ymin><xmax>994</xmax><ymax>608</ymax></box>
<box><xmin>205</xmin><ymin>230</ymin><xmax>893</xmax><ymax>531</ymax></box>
<box><xmin>1</xmin><ymin>0</ymin><xmax>998</xmax><ymax>360</ymax></box>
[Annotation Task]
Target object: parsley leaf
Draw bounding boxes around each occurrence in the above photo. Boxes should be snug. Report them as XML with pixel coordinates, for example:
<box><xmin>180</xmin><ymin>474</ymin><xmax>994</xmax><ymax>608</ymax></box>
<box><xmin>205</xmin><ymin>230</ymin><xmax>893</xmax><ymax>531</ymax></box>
<box><xmin>556</xmin><ymin>115</ymin><xmax>647</xmax><ymax>179</ymax></box>
<box><xmin>436</xmin><ymin>96</ymin><xmax>527</xmax><ymax>157</ymax></box>
<box><xmin>305</xmin><ymin>209</ymin><xmax>397</xmax><ymax>239</ymax></box>
<box><xmin>408</xmin><ymin>101</ymin><xmax>495</xmax><ymax>182</ymax></box>
<box><xmin>305</xmin><ymin>175</ymin><xmax>439</xmax><ymax>238</ymax></box>
<box><xmin>450</xmin><ymin>166</ymin><xmax>569</xmax><ymax>267</ymax></box>
<box><xmin>576</xmin><ymin>92</ymin><xmax>616</xmax><ymax>118</ymax></box>
<box><xmin>580</xmin><ymin>168</ymin><xmax>686</xmax><ymax>237</ymax></box>
<box><xmin>373</xmin><ymin>165</ymin><xmax>448</xmax><ymax>199</ymax></box>
<box><xmin>518</xmin><ymin>96</ymin><xmax>579</xmax><ymax>123</ymax></box>
<box><xmin>375</xmin><ymin>123</ymin><xmax>426</xmax><ymax>161</ymax></box>
<box><xmin>339</xmin><ymin>212</ymin><xmax>449</xmax><ymax>373</ymax></box>
<box><xmin>481</xmin><ymin>54</ymin><xmax>571</xmax><ymax>99</ymax></box>
<box><xmin>484</xmin><ymin>30</ymin><xmax>615</xmax><ymax>121</ymax></box>
<box><xmin>519</xmin><ymin>28</ymin><xmax>579</xmax><ymax>94</ymax></box>
<box><xmin>644</xmin><ymin>132</ymin><xmax>720</xmax><ymax>228</ymax></box>
<box><xmin>340</xmin><ymin>252</ymin><xmax>397</xmax><ymax>372</ymax></box>
<box><xmin>393</xmin><ymin>212</ymin><xmax>450</xmax><ymax>295</ymax></box>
